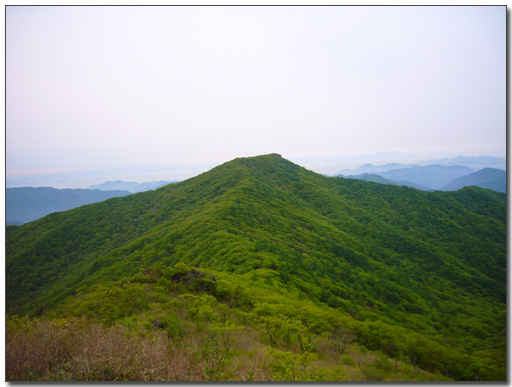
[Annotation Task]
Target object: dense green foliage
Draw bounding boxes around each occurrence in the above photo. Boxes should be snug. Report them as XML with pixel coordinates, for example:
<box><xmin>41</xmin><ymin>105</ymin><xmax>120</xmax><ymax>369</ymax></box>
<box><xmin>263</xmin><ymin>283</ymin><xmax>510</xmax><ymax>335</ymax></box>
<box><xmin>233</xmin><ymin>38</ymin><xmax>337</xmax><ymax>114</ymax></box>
<box><xmin>6</xmin><ymin>154</ymin><xmax>506</xmax><ymax>381</ymax></box>
<box><xmin>6</xmin><ymin>262</ymin><xmax>452</xmax><ymax>381</ymax></box>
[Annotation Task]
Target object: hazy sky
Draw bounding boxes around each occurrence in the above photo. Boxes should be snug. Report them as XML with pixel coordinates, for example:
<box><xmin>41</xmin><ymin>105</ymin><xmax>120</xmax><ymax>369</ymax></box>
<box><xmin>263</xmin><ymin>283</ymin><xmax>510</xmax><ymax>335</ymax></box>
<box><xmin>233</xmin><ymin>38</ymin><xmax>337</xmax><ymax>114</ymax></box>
<box><xmin>6</xmin><ymin>5</ymin><xmax>506</xmax><ymax>184</ymax></box>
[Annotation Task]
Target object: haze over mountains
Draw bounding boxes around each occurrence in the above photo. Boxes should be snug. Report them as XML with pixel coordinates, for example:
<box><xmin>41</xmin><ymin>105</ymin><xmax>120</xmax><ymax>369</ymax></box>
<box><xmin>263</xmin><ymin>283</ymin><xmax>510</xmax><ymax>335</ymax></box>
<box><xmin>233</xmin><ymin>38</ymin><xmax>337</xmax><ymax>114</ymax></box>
<box><xmin>346</xmin><ymin>174</ymin><xmax>432</xmax><ymax>191</ymax></box>
<box><xmin>337</xmin><ymin>155</ymin><xmax>506</xmax><ymax>192</ymax></box>
<box><xmin>6</xmin><ymin>154</ymin><xmax>506</xmax><ymax>381</ymax></box>
<box><xmin>441</xmin><ymin>168</ymin><xmax>506</xmax><ymax>192</ymax></box>
<box><xmin>7</xmin><ymin>153</ymin><xmax>505</xmax><ymax>190</ymax></box>
<box><xmin>7</xmin><ymin>154</ymin><xmax>506</xmax><ymax>226</ymax></box>
<box><xmin>6</xmin><ymin>163</ymin><xmax>212</xmax><ymax>190</ymax></box>
<box><xmin>88</xmin><ymin>180</ymin><xmax>175</xmax><ymax>193</ymax></box>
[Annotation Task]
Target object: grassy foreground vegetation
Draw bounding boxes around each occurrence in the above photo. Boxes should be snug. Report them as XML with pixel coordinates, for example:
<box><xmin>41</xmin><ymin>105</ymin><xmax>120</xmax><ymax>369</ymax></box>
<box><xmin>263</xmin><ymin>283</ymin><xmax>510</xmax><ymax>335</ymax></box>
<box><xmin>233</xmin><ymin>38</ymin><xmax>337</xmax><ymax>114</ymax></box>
<box><xmin>6</xmin><ymin>154</ymin><xmax>506</xmax><ymax>381</ymax></box>
<box><xmin>8</xmin><ymin>263</ymin><xmax>451</xmax><ymax>382</ymax></box>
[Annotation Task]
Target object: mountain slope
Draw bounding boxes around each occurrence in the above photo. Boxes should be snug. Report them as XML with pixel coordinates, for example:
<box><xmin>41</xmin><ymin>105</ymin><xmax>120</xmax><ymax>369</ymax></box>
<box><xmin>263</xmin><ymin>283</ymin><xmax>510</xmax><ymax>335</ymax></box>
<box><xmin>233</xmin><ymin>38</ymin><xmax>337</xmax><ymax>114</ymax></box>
<box><xmin>441</xmin><ymin>168</ymin><xmax>506</xmax><ymax>192</ymax></box>
<box><xmin>6</xmin><ymin>154</ymin><xmax>506</xmax><ymax>380</ymax></box>
<box><xmin>6</xmin><ymin>187</ymin><xmax>131</xmax><ymax>225</ymax></box>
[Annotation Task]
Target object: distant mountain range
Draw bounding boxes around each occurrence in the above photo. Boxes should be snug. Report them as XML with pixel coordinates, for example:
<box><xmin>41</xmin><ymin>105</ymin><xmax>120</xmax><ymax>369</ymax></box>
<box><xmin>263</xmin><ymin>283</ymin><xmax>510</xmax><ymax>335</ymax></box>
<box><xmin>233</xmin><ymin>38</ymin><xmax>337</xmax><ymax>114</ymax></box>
<box><xmin>346</xmin><ymin>173</ymin><xmax>432</xmax><ymax>191</ymax></box>
<box><xmin>336</xmin><ymin>155</ymin><xmax>505</xmax><ymax>176</ymax></box>
<box><xmin>415</xmin><ymin>155</ymin><xmax>506</xmax><ymax>170</ymax></box>
<box><xmin>337</xmin><ymin>163</ymin><xmax>407</xmax><ymax>176</ymax></box>
<box><xmin>6</xmin><ymin>187</ymin><xmax>131</xmax><ymax>225</ymax></box>
<box><xmin>88</xmin><ymin>180</ymin><xmax>175</xmax><ymax>193</ymax></box>
<box><xmin>337</xmin><ymin>156</ymin><xmax>506</xmax><ymax>192</ymax></box>
<box><xmin>377</xmin><ymin>165</ymin><xmax>475</xmax><ymax>190</ymax></box>
<box><xmin>441</xmin><ymin>168</ymin><xmax>506</xmax><ymax>192</ymax></box>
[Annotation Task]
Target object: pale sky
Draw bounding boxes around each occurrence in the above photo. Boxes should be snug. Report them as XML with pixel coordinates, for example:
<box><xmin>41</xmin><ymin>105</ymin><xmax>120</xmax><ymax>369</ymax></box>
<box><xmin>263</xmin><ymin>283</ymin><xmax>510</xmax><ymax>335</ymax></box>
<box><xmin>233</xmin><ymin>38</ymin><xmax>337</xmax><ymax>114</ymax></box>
<box><xmin>6</xmin><ymin>5</ymin><xmax>506</xmax><ymax>186</ymax></box>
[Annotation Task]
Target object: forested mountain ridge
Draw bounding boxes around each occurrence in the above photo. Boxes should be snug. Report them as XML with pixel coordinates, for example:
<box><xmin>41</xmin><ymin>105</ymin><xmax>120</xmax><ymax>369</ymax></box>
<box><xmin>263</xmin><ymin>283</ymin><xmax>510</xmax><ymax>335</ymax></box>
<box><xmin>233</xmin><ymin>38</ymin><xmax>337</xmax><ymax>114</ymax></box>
<box><xmin>6</xmin><ymin>154</ymin><xmax>506</xmax><ymax>381</ymax></box>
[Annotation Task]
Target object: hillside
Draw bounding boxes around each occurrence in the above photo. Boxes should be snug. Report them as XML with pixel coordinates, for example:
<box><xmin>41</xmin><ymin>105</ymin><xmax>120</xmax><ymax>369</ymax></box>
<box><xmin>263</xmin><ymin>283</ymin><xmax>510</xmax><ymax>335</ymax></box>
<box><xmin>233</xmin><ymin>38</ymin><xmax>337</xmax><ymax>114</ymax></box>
<box><xmin>6</xmin><ymin>187</ymin><xmax>131</xmax><ymax>225</ymax></box>
<box><xmin>6</xmin><ymin>154</ymin><xmax>506</xmax><ymax>381</ymax></box>
<box><xmin>441</xmin><ymin>168</ymin><xmax>506</xmax><ymax>192</ymax></box>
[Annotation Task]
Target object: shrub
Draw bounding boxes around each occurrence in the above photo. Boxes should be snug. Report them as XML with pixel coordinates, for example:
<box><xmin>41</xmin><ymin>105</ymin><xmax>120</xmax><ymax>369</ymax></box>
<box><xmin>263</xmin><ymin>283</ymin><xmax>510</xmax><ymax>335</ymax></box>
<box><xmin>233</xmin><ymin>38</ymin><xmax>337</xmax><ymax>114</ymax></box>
<box><xmin>361</xmin><ymin>365</ymin><xmax>385</xmax><ymax>381</ymax></box>
<box><xmin>341</xmin><ymin>356</ymin><xmax>356</xmax><ymax>366</ymax></box>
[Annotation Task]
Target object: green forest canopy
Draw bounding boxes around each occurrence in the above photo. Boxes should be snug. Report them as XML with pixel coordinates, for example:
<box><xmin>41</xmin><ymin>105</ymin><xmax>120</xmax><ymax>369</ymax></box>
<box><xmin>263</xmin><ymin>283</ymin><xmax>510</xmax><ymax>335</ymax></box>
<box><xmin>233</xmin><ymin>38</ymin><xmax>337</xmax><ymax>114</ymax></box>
<box><xmin>6</xmin><ymin>154</ymin><xmax>506</xmax><ymax>381</ymax></box>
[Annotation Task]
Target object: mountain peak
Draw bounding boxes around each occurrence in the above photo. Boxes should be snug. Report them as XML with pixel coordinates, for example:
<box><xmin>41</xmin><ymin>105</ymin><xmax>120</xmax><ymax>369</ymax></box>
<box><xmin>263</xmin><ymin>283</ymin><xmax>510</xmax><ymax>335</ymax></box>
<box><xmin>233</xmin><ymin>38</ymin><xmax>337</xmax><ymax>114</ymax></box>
<box><xmin>210</xmin><ymin>153</ymin><xmax>302</xmax><ymax>178</ymax></box>
<box><xmin>240</xmin><ymin>153</ymin><xmax>283</xmax><ymax>160</ymax></box>
<box><xmin>234</xmin><ymin>153</ymin><xmax>284</xmax><ymax>165</ymax></box>
<box><xmin>231</xmin><ymin>153</ymin><xmax>310</xmax><ymax>181</ymax></box>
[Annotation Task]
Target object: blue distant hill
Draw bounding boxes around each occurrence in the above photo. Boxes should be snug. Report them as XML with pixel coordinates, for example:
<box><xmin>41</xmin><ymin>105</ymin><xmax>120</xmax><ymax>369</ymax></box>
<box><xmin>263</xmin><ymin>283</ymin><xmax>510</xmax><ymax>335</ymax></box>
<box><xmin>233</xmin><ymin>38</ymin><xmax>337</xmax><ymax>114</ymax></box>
<box><xmin>6</xmin><ymin>187</ymin><xmax>131</xmax><ymax>225</ymax></box>
<box><xmin>441</xmin><ymin>168</ymin><xmax>506</xmax><ymax>193</ymax></box>
<box><xmin>345</xmin><ymin>173</ymin><xmax>432</xmax><ymax>191</ymax></box>
<box><xmin>377</xmin><ymin>164</ymin><xmax>475</xmax><ymax>190</ymax></box>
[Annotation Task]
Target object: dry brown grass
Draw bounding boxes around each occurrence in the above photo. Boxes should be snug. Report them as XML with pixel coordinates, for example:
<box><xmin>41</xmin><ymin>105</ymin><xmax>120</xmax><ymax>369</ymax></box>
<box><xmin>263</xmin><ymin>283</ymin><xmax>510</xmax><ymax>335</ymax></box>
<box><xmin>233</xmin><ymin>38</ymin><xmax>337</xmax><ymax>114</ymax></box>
<box><xmin>7</xmin><ymin>317</ymin><xmax>222</xmax><ymax>381</ymax></box>
<box><xmin>6</xmin><ymin>316</ymin><xmax>446</xmax><ymax>382</ymax></box>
